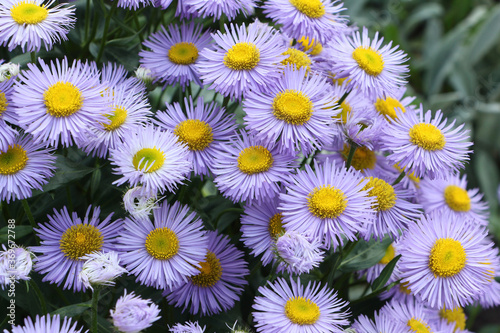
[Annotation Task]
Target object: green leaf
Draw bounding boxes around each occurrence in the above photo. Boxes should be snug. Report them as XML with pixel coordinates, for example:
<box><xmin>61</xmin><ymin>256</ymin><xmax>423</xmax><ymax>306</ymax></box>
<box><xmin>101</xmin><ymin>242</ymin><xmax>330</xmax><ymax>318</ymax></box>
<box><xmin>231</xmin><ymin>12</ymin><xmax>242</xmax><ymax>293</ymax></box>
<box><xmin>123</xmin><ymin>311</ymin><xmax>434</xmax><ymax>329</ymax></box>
<box><xmin>42</xmin><ymin>155</ymin><xmax>95</xmax><ymax>192</ymax></box>
<box><xmin>0</xmin><ymin>226</ymin><xmax>33</xmax><ymax>244</ymax></box>
<box><xmin>403</xmin><ymin>3</ymin><xmax>444</xmax><ymax>35</ymax></box>
<box><xmin>50</xmin><ymin>301</ymin><xmax>92</xmax><ymax>317</ymax></box>
<box><xmin>371</xmin><ymin>255</ymin><xmax>401</xmax><ymax>292</ymax></box>
<box><xmin>339</xmin><ymin>237</ymin><xmax>392</xmax><ymax>272</ymax></box>
<box><xmin>466</xmin><ymin>5</ymin><xmax>500</xmax><ymax>65</ymax></box>
<box><xmin>474</xmin><ymin>150</ymin><xmax>499</xmax><ymax>212</ymax></box>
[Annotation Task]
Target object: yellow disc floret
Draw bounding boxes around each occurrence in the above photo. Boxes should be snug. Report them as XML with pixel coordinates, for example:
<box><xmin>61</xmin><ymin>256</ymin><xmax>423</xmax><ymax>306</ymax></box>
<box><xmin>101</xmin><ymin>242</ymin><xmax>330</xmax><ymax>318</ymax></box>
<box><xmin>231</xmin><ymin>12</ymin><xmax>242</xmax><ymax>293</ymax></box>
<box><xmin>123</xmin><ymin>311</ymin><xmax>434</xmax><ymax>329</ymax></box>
<box><xmin>308</xmin><ymin>185</ymin><xmax>347</xmax><ymax>218</ymax></box>
<box><xmin>444</xmin><ymin>185</ymin><xmax>471</xmax><ymax>212</ymax></box>
<box><xmin>352</xmin><ymin>47</ymin><xmax>384</xmax><ymax>76</ymax></box>
<box><xmin>223</xmin><ymin>43</ymin><xmax>260</xmax><ymax>71</ymax></box>
<box><xmin>103</xmin><ymin>106</ymin><xmax>127</xmax><ymax>131</ymax></box>
<box><xmin>297</xmin><ymin>36</ymin><xmax>323</xmax><ymax>56</ymax></box>
<box><xmin>439</xmin><ymin>307</ymin><xmax>466</xmax><ymax>332</ymax></box>
<box><xmin>168</xmin><ymin>42</ymin><xmax>199</xmax><ymax>65</ymax></box>
<box><xmin>10</xmin><ymin>1</ymin><xmax>48</xmax><ymax>25</ymax></box>
<box><xmin>400</xmin><ymin>281</ymin><xmax>412</xmax><ymax>294</ymax></box>
<box><xmin>145</xmin><ymin>227</ymin><xmax>179</xmax><ymax>260</ymax></box>
<box><xmin>341</xmin><ymin>144</ymin><xmax>376</xmax><ymax>171</ymax></box>
<box><xmin>268</xmin><ymin>213</ymin><xmax>285</xmax><ymax>239</ymax></box>
<box><xmin>289</xmin><ymin>0</ymin><xmax>325</xmax><ymax>18</ymax></box>
<box><xmin>191</xmin><ymin>251</ymin><xmax>223</xmax><ymax>287</ymax></box>
<box><xmin>379</xmin><ymin>244</ymin><xmax>395</xmax><ymax>265</ymax></box>
<box><xmin>409</xmin><ymin>123</ymin><xmax>446</xmax><ymax>151</ymax></box>
<box><xmin>374</xmin><ymin>97</ymin><xmax>405</xmax><ymax>120</ymax></box>
<box><xmin>407</xmin><ymin>318</ymin><xmax>432</xmax><ymax>333</ymax></box>
<box><xmin>44</xmin><ymin>82</ymin><xmax>84</xmax><ymax>117</ymax></box>
<box><xmin>285</xmin><ymin>296</ymin><xmax>321</xmax><ymax>325</ymax></box>
<box><xmin>0</xmin><ymin>144</ymin><xmax>28</xmax><ymax>175</ymax></box>
<box><xmin>174</xmin><ymin>119</ymin><xmax>214</xmax><ymax>151</ymax></box>
<box><xmin>429</xmin><ymin>238</ymin><xmax>466</xmax><ymax>278</ymax></box>
<box><xmin>132</xmin><ymin>147</ymin><xmax>165</xmax><ymax>173</ymax></box>
<box><xmin>273</xmin><ymin>89</ymin><xmax>313</xmax><ymax>125</ymax></box>
<box><xmin>60</xmin><ymin>224</ymin><xmax>104</xmax><ymax>261</ymax></box>
<box><xmin>0</xmin><ymin>92</ymin><xmax>8</xmax><ymax>116</ymax></box>
<box><xmin>237</xmin><ymin>146</ymin><xmax>273</xmax><ymax>175</ymax></box>
<box><xmin>281</xmin><ymin>48</ymin><xmax>312</xmax><ymax>72</ymax></box>
<box><xmin>362</xmin><ymin>177</ymin><xmax>397</xmax><ymax>211</ymax></box>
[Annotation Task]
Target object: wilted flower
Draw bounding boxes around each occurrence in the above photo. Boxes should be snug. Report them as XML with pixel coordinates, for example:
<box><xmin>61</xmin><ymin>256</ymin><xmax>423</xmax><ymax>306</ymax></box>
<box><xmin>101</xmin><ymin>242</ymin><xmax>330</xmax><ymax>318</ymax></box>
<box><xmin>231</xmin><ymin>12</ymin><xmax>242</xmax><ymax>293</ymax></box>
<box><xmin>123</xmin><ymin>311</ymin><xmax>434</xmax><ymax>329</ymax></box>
<box><xmin>110</xmin><ymin>290</ymin><xmax>161</xmax><ymax>333</ymax></box>
<box><xmin>78</xmin><ymin>251</ymin><xmax>127</xmax><ymax>290</ymax></box>
<box><xmin>134</xmin><ymin>65</ymin><xmax>154</xmax><ymax>87</ymax></box>
<box><xmin>0</xmin><ymin>62</ymin><xmax>19</xmax><ymax>82</ymax></box>
<box><xmin>123</xmin><ymin>186</ymin><xmax>159</xmax><ymax>219</ymax></box>
<box><xmin>0</xmin><ymin>245</ymin><xmax>34</xmax><ymax>288</ymax></box>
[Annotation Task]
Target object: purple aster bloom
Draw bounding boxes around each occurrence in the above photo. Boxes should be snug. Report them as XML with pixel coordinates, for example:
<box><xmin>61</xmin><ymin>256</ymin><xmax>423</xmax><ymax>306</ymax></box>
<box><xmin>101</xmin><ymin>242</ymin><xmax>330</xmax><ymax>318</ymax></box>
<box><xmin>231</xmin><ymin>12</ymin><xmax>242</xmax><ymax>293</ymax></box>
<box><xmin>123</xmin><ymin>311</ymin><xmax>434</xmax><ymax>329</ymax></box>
<box><xmin>109</xmin><ymin>124</ymin><xmax>191</xmax><ymax>195</ymax></box>
<box><xmin>280</xmin><ymin>159</ymin><xmax>375</xmax><ymax>249</ymax></box>
<box><xmin>379</xmin><ymin>299</ymin><xmax>445</xmax><ymax>333</ymax></box>
<box><xmin>0</xmin><ymin>0</ymin><xmax>75</xmax><ymax>52</ymax></box>
<box><xmin>418</xmin><ymin>173</ymin><xmax>489</xmax><ymax>226</ymax></box>
<box><xmin>212</xmin><ymin>130</ymin><xmax>298</xmax><ymax>204</ymax></box>
<box><xmin>3</xmin><ymin>315</ymin><xmax>86</xmax><ymax>333</ymax></box>
<box><xmin>352</xmin><ymin>311</ymin><xmax>408</xmax><ymax>333</ymax></box>
<box><xmin>382</xmin><ymin>107</ymin><xmax>472</xmax><ymax>179</ymax></box>
<box><xmin>12</xmin><ymin>58</ymin><xmax>110</xmax><ymax>147</ymax></box>
<box><xmin>240</xmin><ymin>193</ymin><xmax>284</xmax><ymax>266</ymax></box>
<box><xmin>426</xmin><ymin>306</ymin><xmax>471</xmax><ymax>333</ymax></box>
<box><xmin>329</xmin><ymin>27</ymin><xmax>409</xmax><ymax>96</ymax></box>
<box><xmin>196</xmin><ymin>23</ymin><xmax>287</xmax><ymax>100</ymax></box>
<box><xmin>99</xmin><ymin>62</ymin><xmax>146</xmax><ymax>94</ymax></box>
<box><xmin>184</xmin><ymin>0</ymin><xmax>255</xmax><ymax>21</ymax></box>
<box><xmin>397</xmin><ymin>210</ymin><xmax>497</xmax><ymax>309</ymax></box>
<box><xmin>110</xmin><ymin>290</ymin><xmax>161</xmax><ymax>333</ymax></box>
<box><xmin>275</xmin><ymin>230</ymin><xmax>325</xmax><ymax>275</ymax></box>
<box><xmin>112</xmin><ymin>0</ymin><xmax>154</xmax><ymax>10</ymax></box>
<box><xmin>253</xmin><ymin>277</ymin><xmax>350</xmax><ymax>333</ymax></box>
<box><xmin>169</xmin><ymin>321</ymin><xmax>205</xmax><ymax>333</ymax></box>
<box><xmin>117</xmin><ymin>201</ymin><xmax>207</xmax><ymax>290</ymax></box>
<box><xmin>0</xmin><ymin>77</ymin><xmax>18</xmax><ymax>151</ymax></box>
<box><xmin>140</xmin><ymin>22</ymin><xmax>212</xmax><ymax>89</ymax></box>
<box><xmin>154</xmin><ymin>96</ymin><xmax>237</xmax><ymax>177</ymax></box>
<box><xmin>243</xmin><ymin>66</ymin><xmax>338</xmax><ymax>155</ymax></box>
<box><xmin>31</xmin><ymin>206</ymin><xmax>123</xmax><ymax>292</ymax></box>
<box><xmin>0</xmin><ymin>133</ymin><xmax>56</xmax><ymax>203</ymax></box>
<box><xmin>78</xmin><ymin>83</ymin><xmax>152</xmax><ymax>158</ymax></box>
<box><xmin>263</xmin><ymin>0</ymin><xmax>348</xmax><ymax>44</ymax></box>
<box><xmin>165</xmin><ymin>230</ymin><xmax>249</xmax><ymax>316</ymax></box>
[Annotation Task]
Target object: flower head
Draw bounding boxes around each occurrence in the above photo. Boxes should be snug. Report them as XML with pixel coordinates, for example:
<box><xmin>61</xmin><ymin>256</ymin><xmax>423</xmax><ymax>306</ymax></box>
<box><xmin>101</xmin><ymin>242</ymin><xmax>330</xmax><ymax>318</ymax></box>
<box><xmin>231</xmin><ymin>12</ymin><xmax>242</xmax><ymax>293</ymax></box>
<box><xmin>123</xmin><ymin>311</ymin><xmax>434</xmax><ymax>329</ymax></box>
<box><xmin>275</xmin><ymin>231</ymin><xmax>325</xmax><ymax>275</ymax></box>
<box><xmin>183</xmin><ymin>0</ymin><xmax>255</xmax><ymax>21</ymax></box>
<box><xmin>3</xmin><ymin>314</ymin><xmax>86</xmax><ymax>333</ymax></box>
<box><xmin>169</xmin><ymin>321</ymin><xmax>205</xmax><ymax>333</ymax></box>
<box><xmin>122</xmin><ymin>186</ymin><xmax>159</xmax><ymax>219</ymax></box>
<box><xmin>78</xmin><ymin>251</ymin><xmax>127</xmax><ymax>290</ymax></box>
<box><xmin>0</xmin><ymin>245</ymin><xmax>34</xmax><ymax>289</ymax></box>
<box><xmin>110</xmin><ymin>290</ymin><xmax>161</xmax><ymax>333</ymax></box>
<box><xmin>0</xmin><ymin>62</ymin><xmax>19</xmax><ymax>82</ymax></box>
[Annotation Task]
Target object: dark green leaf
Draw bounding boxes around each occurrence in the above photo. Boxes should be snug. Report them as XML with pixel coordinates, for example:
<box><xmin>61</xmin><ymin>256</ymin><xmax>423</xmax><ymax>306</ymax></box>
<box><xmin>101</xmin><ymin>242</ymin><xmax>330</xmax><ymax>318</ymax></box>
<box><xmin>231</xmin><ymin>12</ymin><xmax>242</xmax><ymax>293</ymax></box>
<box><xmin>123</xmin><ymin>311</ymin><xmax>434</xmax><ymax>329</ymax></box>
<box><xmin>339</xmin><ymin>237</ymin><xmax>392</xmax><ymax>272</ymax></box>
<box><xmin>371</xmin><ymin>255</ymin><xmax>401</xmax><ymax>292</ymax></box>
<box><xmin>42</xmin><ymin>155</ymin><xmax>95</xmax><ymax>192</ymax></box>
<box><xmin>50</xmin><ymin>301</ymin><xmax>92</xmax><ymax>317</ymax></box>
<box><xmin>0</xmin><ymin>226</ymin><xmax>33</xmax><ymax>244</ymax></box>
<box><xmin>466</xmin><ymin>5</ymin><xmax>500</xmax><ymax>65</ymax></box>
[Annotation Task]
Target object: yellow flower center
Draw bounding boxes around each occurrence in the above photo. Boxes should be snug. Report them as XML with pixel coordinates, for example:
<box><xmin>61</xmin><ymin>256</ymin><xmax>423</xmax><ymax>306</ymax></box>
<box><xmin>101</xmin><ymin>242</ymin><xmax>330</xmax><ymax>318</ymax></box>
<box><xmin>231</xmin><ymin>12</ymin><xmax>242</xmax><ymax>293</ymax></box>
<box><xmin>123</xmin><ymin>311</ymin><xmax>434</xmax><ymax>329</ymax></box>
<box><xmin>439</xmin><ymin>307</ymin><xmax>466</xmax><ymax>332</ymax></box>
<box><xmin>145</xmin><ymin>227</ymin><xmax>179</xmax><ymax>260</ymax></box>
<box><xmin>297</xmin><ymin>36</ymin><xmax>323</xmax><ymax>56</ymax></box>
<box><xmin>281</xmin><ymin>48</ymin><xmax>312</xmax><ymax>72</ymax></box>
<box><xmin>341</xmin><ymin>144</ymin><xmax>376</xmax><ymax>171</ymax></box>
<box><xmin>399</xmin><ymin>281</ymin><xmax>412</xmax><ymax>294</ymax></box>
<box><xmin>444</xmin><ymin>185</ymin><xmax>471</xmax><ymax>212</ymax></box>
<box><xmin>429</xmin><ymin>238</ymin><xmax>466</xmax><ymax>278</ymax></box>
<box><xmin>0</xmin><ymin>92</ymin><xmax>8</xmax><ymax>116</ymax></box>
<box><xmin>374</xmin><ymin>97</ymin><xmax>405</xmax><ymax>120</ymax></box>
<box><xmin>379</xmin><ymin>244</ymin><xmax>395</xmax><ymax>265</ymax></box>
<box><xmin>44</xmin><ymin>82</ymin><xmax>84</xmax><ymax>118</ymax></box>
<box><xmin>174</xmin><ymin>119</ymin><xmax>214</xmax><ymax>151</ymax></box>
<box><xmin>334</xmin><ymin>100</ymin><xmax>352</xmax><ymax>124</ymax></box>
<box><xmin>352</xmin><ymin>47</ymin><xmax>384</xmax><ymax>76</ymax></box>
<box><xmin>191</xmin><ymin>251</ymin><xmax>223</xmax><ymax>287</ymax></box>
<box><xmin>237</xmin><ymin>146</ymin><xmax>273</xmax><ymax>175</ymax></box>
<box><xmin>168</xmin><ymin>42</ymin><xmax>199</xmax><ymax>65</ymax></box>
<box><xmin>409</xmin><ymin>123</ymin><xmax>446</xmax><ymax>151</ymax></box>
<box><xmin>10</xmin><ymin>1</ymin><xmax>48</xmax><ymax>25</ymax></box>
<box><xmin>308</xmin><ymin>185</ymin><xmax>347</xmax><ymax>218</ymax></box>
<box><xmin>285</xmin><ymin>296</ymin><xmax>321</xmax><ymax>325</ymax></box>
<box><xmin>268</xmin><ymin>213</ymin><xmax>285</xmax><ymax>239</ymax></box>
<box><xmin>362</xmin><ymin>177</ymin><xmax>397</xmax><ymax>211</ymax></box>
<box><xmin>223</xmin><ymin>43</ymin><xmax>260</xmax><ymax>71</ymax></box>
<box><xmin>132</xmin><ymin>147</ymin><xmax>165</xmax><ymax>173</ymax></box>
<box><xmin>59</xmin><ymin>224</ymin><xmax>103</xmax><ymax>261</ymax></box>
<box><xmin>289</xmin><ymin>0</ymin><xmax>325</xmax><ymax>18</ymax></box>
<box><xmin>103</xmin><ymin>106</ymin><xmax>127</xmax><ymax>131</ymax></box>
<box><xmin>407</xmin><ymin>318</ymin><xmax>432</xmax><ymax>333</ymax></box>
<box><xmin>273</xmin><ymin>89</ymin><xmax>313</xmax><ymax>125</ymax></box>
<box><xmin>0</xmin><ymin>145</ymin><xmax>28</xmax><ymax>175</ymax></box>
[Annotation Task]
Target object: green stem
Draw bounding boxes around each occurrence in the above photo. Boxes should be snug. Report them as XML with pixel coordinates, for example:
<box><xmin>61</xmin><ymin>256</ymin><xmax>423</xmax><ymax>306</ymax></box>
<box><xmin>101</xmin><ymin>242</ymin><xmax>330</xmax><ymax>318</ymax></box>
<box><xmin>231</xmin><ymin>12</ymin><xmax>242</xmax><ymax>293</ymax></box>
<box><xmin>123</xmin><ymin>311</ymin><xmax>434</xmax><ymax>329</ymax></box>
<box><xmin>29</xmin><ymin>279</ymin><xmax>47</xmax><ymax>314</ymax></box>
<box><xmin>133</xmin><ymin>11</ymin><xmax>144</xmax><ymax>44</ymax></box>
<box><xmin>21</xmin><ymin>199</ymin><xmax>36</xmax><ymax>229</ymax></box>
<box><xmin>84</xmin><ymin>0</ymin><xmax>91</xmax><ymax>42</ymax></box>
<box><xmin>222</xmin><ymin>96</ymin><xmax>230</xmax><ymax>109</ymax></box>
<box><xmin>30</xmin><ymin>52</ymin><xmax>36</xmax><ymax>64</ymax></box>
<box><xmin>95</xmin><ymin>1</ymin><xmax>117</xmax><ymax>63</ymax></box>
<box><xmin>91</xmin><ymin>288</ymin><xmax>100</xmax><ymax>333</ymax></box>
<box><xmin>392</xmin><ymin>170</ymin><xmax>406</xmax><ymax>186</ymax></box>
<box><xmin>337</xmin><ymin>89</ymin><xmax>351</xmax><ymax>105</ymax></box>
<box><xmin>345</xmin><ymin>143</ymin><xmax>358</xmax><ymax>169</ymax></box>
<box><xmin>66</xmin><ymin>186</ymin><xmax>73</xmax><ymax>212</ymax></box>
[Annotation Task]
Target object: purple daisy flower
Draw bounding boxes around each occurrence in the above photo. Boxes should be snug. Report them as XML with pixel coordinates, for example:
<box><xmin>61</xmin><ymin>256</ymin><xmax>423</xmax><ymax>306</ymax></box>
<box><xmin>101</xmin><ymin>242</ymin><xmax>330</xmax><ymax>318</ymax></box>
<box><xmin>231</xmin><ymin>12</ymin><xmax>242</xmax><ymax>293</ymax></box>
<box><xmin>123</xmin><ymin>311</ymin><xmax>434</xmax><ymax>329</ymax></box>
<box><xmin>212</xmin><ymin>130</ymin><xmax>298</xmax><ymax>204</ymax></box>
<box><xmin>0</xmin><ymin>0</ymin><xmax>75</xmax><ymax>52</ymax></box>
<box><xmin>3</xmin><ymin>315</ymin><xmax>86</xmax><ymax>333</ymax></box>
<box><xmin>109</xmin><ymin>124</ymin><xmax>191</xmax><ymax>195</ymax></box>
<box><xmin>165</xmin><ymin>230</ymin><xmax>249</xmax><ymax>316</ymax></box>
<box><xmin>240</xmin><ymin>193</ymin><xmax>284</xmax><ymax>266</ymax></box>
<box><xmin>263</xmin><ymin>0</ymin><xmax>348</xmax><ymax>44</ymax></box>
<box><xmin>196</xmin><ymin>22</ymin><xmax>287</xmax><ymax>100</ymax></box>
<box><xmin>275</xmin><ymin>230</ymin><xmax>325</xmax><ymax>275</ymax></box>
<box><xmin>12</xmin><ymin>58</ymin><xmax>110</xmax><ymax>147</ymax></box>
<box><xmin>0</xmin><ymin>77</ymin><xmax>18</xmax><ymax>151</ymax></box>
<box><xmin>98</xmin><ymin>62</ymin><xmax>145</xmax><ymax>94</ymax></box>
<box><xmin>381</xmin><ymin>107</ymin><xmax>472</xmax><ymax>179</ymax></box>
<box><xmin>154</xmin><ymin>96</ymin><xmax>237</xmax><ymax>177</ymax></box>
<box><xmin>352</xmin><ymin>311</ymin><xmax>408</xmax><ymax>333</ymax></box>
<box><xmin>418</xmin><ymin>173</ymin><xmax>489</xmax><ymax>226</ymax></box>
<box><xmin>427</xmin><ymin>306</ymin><xmax>470</xmax><ymax>333</ymax></box>
<box><xmin>31</xmin><ymin>206</ymin><xmax>123</xmax><ymax>292</ymax></box>
<box><xmin>140</xmin><ymin>22</ymin><xmax>212</xmax><ymax>88</ymax></box>
<box><xmin>113</xmin><ymin>0</ymin><xmax>154</xmax><ymax>10</ymax></box>
<box><xmin>0</xmin><ymin>133</ymin><xmax>56</xmax><ymax>203</ymax></box>
<box><xmin>243</xmin><ymin>66</ymin><xmax>337</xmax><ymax>155</ymax></box>
<box><xmin>397</xmin><ymin>210</ymin><xmax>497</xmax><ymax>309</ymax></box>
<box><xmin>169</xmin><ymin>321</ymin><xmax>205</xmax><ymax>333</ymax></box>
<box><xmin>117</xmin><ymin>201</ymin><xmax>207</xmax><ymax>290</ymax></box>
<box><xmin>253</xmin><ymin>277</ymin><xmax>350</xmax><ymax>333</ymax></box>
<box><xmin>280</xmin><ymin>159</ymin><xmax>374</xmax><ymax>249</ymax></box>
<box><xmin>329</xmin><ymin>27</ymin><xmax>409</xmax><ymax>96</ymax></box>
<box><xmin>110</xmin><ymin>290</ymin><xmax>161</xmax><ymax>333</ymax></box>
<box><xmin>184</xmin><ymin>0</ymin><xmax>255</xmax><ymax>21</ymax></box>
